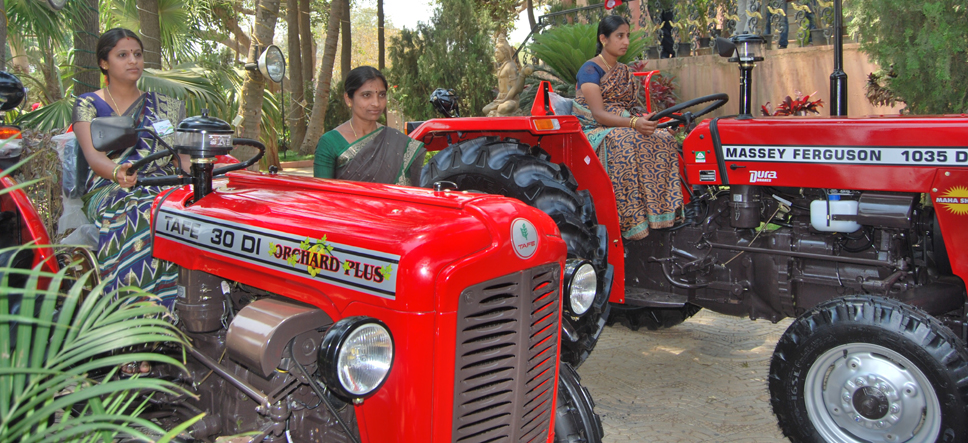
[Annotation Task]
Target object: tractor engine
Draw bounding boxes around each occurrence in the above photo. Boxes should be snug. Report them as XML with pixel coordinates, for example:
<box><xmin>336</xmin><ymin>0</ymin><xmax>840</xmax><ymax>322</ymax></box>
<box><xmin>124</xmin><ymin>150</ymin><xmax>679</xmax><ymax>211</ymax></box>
<box><xmin>627</xmin><ymin>185</ymin><xmax>963</xmax><ymax>329</ymax></box>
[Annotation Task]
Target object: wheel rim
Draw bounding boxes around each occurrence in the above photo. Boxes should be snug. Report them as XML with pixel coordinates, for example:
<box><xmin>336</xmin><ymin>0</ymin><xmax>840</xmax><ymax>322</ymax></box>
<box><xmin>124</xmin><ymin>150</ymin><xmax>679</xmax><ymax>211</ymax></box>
<box><xmin>804</xmin><ymin>343</ymin><xmax>941</xmax><ymax>442</ymax></box>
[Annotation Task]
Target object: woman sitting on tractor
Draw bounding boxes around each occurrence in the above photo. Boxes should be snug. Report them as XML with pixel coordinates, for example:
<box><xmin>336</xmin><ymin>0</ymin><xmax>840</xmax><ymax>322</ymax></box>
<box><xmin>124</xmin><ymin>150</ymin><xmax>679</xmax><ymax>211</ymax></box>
<box><xmin>314</xmin><ymin>66</ymin><xmax>426</xmax><ymax>185</ymax></box>
<box><xmin>72</xmin><ymin>28</ymin><xmax>186</xmax><ymax>309</ymax></box>
<box><xmin>573</xmin><ymin>15</ymin><xmax>683</xmax><ymax>240</ymax></box>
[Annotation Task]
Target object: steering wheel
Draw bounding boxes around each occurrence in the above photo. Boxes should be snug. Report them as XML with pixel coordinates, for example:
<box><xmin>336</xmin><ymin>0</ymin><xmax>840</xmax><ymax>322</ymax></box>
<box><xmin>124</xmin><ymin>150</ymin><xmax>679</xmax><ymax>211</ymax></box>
<box><xmin>649</xmin><ymin>93</ymin><xmax>729</xmax><ymax>129</ymax></box>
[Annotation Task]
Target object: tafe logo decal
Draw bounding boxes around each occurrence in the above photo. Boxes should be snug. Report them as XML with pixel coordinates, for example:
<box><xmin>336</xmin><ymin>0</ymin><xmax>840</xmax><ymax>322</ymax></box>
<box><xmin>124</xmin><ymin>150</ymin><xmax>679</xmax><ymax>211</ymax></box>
<box><xmin>511</xmin><ymin>218</ymin><xmax>538</xmax><ymax>259</ymax></box>
<box><xmin>936</xmin><ymin>186</ymin><xmax>968</xmax><ymax>215</ymax></box>
<box><xmin>749</xmin><ymin>170</ymin><xmax>777</xmax><ymax>183</ymax></box>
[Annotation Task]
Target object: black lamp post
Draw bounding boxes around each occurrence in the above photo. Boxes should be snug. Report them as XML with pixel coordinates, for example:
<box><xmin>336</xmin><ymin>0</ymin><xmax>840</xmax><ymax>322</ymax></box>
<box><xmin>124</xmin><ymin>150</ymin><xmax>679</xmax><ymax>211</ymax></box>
<box><xmin>728</xmin><ymin>34</ymin><xmax>765</xmax><ymax>118</ymax></box>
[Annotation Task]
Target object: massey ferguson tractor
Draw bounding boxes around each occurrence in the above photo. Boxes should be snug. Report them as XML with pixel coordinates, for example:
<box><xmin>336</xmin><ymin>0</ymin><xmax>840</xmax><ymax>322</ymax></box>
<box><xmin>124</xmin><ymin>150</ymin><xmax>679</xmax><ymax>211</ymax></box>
<box><xmin>410</xmin><ymin>12</ymin><xmax>968</xmax><ymax>443</ymax></box>
<box><xmin>0</xmin><ymin>71</ymin><xmax>605</xmax><ymax>442</ymax></box>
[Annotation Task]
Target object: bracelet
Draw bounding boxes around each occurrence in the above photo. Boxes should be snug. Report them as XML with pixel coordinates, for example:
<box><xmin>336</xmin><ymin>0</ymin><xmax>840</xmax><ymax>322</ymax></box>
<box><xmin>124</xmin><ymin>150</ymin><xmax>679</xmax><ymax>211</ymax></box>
<box><xmin>112</xmin><ymin>164</ymin><xmax>123</xmax><ymax>183</ymax></box>
<box><xmin>629</xmin><ymin>116</ymin><xmax>639</xmax><ymax>128</ymax></box>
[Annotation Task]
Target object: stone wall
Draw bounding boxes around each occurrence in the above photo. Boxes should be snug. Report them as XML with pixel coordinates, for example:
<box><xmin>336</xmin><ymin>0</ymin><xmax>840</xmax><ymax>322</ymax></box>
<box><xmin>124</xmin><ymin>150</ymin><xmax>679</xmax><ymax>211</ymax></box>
<box><xmin>645</xmin><ymin>43</ymin><xmax>904</xmax><ymax>118</ymax></box>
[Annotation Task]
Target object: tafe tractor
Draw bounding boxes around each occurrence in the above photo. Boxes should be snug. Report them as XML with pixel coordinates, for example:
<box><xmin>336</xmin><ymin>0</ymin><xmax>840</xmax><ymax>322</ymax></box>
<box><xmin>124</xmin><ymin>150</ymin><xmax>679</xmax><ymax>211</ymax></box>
<box><xmin>410</xmin><ymin>11</ymin><xmax>968</xmax><ymax>443</ymax></box>
<box><xmin>0</xmin><ymin>72</ymin><xmax>604</xmax><ymax>442</ymax></box>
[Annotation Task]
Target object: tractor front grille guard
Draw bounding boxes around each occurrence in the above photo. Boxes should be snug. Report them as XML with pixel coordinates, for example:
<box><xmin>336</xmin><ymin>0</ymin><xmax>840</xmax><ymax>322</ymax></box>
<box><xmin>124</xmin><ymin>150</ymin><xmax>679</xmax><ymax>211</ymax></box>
<box><xmin>452</xmin><ymin>264</ymin><xmax>561</xmax><ymax>443</ymax></box>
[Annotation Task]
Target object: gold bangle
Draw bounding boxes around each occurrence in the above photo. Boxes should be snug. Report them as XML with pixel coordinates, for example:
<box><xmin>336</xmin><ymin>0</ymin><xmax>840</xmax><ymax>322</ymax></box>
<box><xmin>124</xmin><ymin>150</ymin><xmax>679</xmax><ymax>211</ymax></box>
<box><xmin>630</xmin><ymin>116</ymin><xmax>638</xmax><ymax>128</ymax></box>
<box><xmin>112</xmin><ymin>164</ymin><xmax>123</xmax><ymax>183</ymax></box>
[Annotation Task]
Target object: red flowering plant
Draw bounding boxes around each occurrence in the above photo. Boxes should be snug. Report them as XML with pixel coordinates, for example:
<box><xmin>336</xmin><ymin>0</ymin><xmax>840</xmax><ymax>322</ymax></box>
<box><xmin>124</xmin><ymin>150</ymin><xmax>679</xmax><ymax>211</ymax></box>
<box><xmin>629</xmin><ymin>60</ymin><xmax>679</xmax><ymax>113</ymax></box>
<box><xmin>761</xmin><ymin>91</ymin><xmax>825</xmax><ymax>116</ymax></box>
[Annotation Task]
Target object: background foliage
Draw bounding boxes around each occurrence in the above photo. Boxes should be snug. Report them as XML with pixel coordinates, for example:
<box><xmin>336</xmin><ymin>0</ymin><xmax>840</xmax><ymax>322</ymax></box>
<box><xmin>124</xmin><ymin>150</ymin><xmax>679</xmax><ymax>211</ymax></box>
<box><xmin>386</xmin><ymin>0</ymin><xmax>495</xmax><ymax>120</ymax></box>
<box><xmin>848</xmin><ymin>0</ymin><xmax>967</xmax><ymax>114</ymax></box>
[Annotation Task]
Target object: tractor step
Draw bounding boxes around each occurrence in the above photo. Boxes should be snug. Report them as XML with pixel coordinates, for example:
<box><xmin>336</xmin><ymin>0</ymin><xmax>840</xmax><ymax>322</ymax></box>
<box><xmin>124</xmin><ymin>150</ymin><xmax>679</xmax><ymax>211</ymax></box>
<box><xmin>624</xmin><ymin>287</ymin><xmax>688</xmax><ymax>308</ymax></box>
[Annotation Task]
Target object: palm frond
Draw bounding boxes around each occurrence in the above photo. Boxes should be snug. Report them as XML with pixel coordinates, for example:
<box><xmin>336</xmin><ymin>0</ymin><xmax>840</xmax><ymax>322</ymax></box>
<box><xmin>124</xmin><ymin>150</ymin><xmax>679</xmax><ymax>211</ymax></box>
<box><xmin>0</xmin><ymin>254</ymin><xmax>191</xmax><ymax>442</ymax></box>
<box><xmin>139</xmin><ymin>68</ymin><xmax>230</xmax><ymax>118</ymax></box>
<box><xmin>14</xmin><ymin>98</ymin><xmax>74</xmax><ymax>133</ymax></box>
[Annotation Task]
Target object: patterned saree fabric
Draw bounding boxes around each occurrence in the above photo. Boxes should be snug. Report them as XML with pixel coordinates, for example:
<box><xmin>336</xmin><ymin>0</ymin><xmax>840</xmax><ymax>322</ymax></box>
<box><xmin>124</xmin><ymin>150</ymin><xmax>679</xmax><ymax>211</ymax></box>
<box><xmin>74</xmin><ymin>92</ymin><xmax>184</xmax><ymax>307</ymax></box>
<box><xmin>315</xmin><ymin>126</ymin><xmax>426</xmax><ymax>186</ymax></box>
<box><xmin>573</xmin><ymin>62</ymin><xmax>683</xmax><ymax>240</ymax></box>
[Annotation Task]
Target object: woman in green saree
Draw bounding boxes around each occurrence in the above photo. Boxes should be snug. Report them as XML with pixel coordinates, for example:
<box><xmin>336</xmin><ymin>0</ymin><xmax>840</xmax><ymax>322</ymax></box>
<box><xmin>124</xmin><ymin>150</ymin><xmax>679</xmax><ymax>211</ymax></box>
<box><xmin>314</xmin><ymin>66</ymin><xmax>425</xmax><ymax>185</ymax></box>
<box><xmin>573</xmin><ymin>16</ymin><xmax>683</xmax><ymax>241</ymax></box>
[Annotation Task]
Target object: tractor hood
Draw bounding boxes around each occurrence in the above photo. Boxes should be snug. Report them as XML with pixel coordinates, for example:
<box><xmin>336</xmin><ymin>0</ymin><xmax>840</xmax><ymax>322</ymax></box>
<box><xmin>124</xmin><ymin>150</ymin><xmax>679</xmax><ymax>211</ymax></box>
<box><xmin>151</xmin><ymin>171</ymin><xmax>565</xmax><ymax>316</ymax></box>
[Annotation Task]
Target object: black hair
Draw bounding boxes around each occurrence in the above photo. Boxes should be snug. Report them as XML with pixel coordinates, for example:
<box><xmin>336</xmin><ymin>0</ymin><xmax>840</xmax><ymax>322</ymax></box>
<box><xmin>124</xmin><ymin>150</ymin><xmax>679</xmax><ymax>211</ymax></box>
<box><xmin>344</xmin><ymin>66</ymin><xmax>388</xmax><ymax>99</ymax></box>
<box><xmin>97</xmin><ymin>28</ymin><xmax>143</xmax><ymax>76</ymax></box>
<box><xmin>596</xmin><ymin>15</ymin><xmax>630</xmax><ymax>55</ymax></box>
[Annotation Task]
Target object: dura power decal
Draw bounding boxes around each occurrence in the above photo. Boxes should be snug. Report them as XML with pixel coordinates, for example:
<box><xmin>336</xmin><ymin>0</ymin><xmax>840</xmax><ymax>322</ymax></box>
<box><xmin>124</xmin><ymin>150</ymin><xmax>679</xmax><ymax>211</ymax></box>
<box><xmin>157</xmin><ymin>209</ymin><xmax>399</xmax><ymax>299</ymax></box>
<box><xmin>723</xmin><ymin>145</ymin><xmax>968</xmax><ymax>165</ymax></box>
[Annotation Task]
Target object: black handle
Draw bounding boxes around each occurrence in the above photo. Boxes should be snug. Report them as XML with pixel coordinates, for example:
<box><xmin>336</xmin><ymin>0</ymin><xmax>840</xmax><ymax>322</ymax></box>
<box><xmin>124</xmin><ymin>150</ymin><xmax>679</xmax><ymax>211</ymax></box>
<box><xmin>730</xmin><ymin>164</ymin><xmax>747</xmax><ymax>170</ymax></box>
<box><xmin>212</xmin><ymin>138</ymin><xmax>266</xmax><ymax>176</ymax></box>
<box><xmin>136</xmin><ymin>175</ymin><xmax>190</xmax><ymax>188</ymax></box>
<box><xmin>126</xmin><ymin>150</ymin><xmax>172</xmax><ymax>175</ymax></box>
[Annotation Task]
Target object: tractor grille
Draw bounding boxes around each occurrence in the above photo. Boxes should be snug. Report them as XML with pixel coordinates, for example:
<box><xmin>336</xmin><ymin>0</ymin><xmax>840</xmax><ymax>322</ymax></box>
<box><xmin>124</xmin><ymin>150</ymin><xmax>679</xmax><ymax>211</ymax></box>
<box><xmin>452</xmin><ymin>264</ymin><xmax>561</xmax><ymax>443</ymax></box>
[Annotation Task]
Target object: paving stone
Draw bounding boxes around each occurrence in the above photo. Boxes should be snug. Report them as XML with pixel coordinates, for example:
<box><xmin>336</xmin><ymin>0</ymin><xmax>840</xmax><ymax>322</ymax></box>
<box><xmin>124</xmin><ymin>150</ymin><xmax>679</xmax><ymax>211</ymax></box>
<box><xmin>578</xmin><ymin>309</ymin><xmax>794</xmax><ymax>442</ymax></box>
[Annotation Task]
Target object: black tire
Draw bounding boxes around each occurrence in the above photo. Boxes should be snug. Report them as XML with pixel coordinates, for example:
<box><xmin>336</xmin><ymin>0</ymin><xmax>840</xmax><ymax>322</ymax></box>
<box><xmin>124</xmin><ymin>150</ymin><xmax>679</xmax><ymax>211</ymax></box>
<box><xmin>606</xmin><ymin>303</ymin><xmax>701</xmax><ymax>331</ymax></box>
<box><xmin>554</xmin><ymin>362</ymin><xmax>604</xmax><ymax>443</ymax></box>
<box><xmin>769</xmin><ymin>296</ymin><xmax>968</xmax><ymax>443</ymax></box>
<box><xmin>421</xmin><ymin>136</ymin><xmax>610</xmax><ymax>368</ymax></box>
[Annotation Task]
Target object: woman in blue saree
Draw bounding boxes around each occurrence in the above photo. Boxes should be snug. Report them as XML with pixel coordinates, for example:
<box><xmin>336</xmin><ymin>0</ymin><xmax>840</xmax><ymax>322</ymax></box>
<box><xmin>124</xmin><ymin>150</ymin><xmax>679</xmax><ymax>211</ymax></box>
<box><xmin>573</xmin><ymin>16</ymin><xmax>683</xmax><ymax>240</ymax></box>
<box><xmin>315</xmin><ymin>66</ymin><xmax>425</xmax><ymax>185</ymax></box>
<box><xmin>72</xmin><ymin>28</ymin><xmax>186</xmax><ymax>309</ymax></box>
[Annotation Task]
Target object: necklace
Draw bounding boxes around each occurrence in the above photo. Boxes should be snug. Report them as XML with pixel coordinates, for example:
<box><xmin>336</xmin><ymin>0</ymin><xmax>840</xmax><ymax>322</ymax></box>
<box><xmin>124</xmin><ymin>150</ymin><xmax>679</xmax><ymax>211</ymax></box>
<box><xmin>598</xmin><ymin>54</ymin><xmax>613</xmax><ymax>71</ymax></box>
<box><xmin>105</xmin><ymin>86</ymin><xmax>122</xmax><ymax>115</ymax></box>
<box><xmin>348</xmin><ymin>118</ymin><xmax>359</xmax><ymax>139</ymax></box>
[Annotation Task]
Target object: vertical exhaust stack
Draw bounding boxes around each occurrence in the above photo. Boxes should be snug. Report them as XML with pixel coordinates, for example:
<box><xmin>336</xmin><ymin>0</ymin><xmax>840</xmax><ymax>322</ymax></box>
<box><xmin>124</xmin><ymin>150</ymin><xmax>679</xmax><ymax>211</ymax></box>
<box><xmin>717</xmin><ymin>35</ymin><xmax>765</xmax><ymax>118</ymax></box>
<box><xmin>830</xmin><ymin>0</ymin><xmax>848</xmax><ymax>116</ymax></box>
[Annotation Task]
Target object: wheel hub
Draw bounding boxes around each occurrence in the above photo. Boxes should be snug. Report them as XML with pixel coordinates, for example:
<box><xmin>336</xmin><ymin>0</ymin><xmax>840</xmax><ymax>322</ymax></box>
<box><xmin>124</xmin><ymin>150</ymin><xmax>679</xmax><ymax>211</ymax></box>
<box><xmin>852</xmin><ymin>385</ymin><xmax>890</xmax><ymax>420</ymax></box>
<box><xmin>805</xmin><ymin>343</ymin><xmax>941</xmax><ymax>442</ymax></box>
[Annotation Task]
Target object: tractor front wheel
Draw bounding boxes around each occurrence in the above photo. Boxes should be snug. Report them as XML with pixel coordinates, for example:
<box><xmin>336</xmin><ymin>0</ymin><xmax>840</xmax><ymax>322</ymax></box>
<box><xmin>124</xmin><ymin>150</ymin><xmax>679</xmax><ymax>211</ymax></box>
<box><xmin>769</xmin><ymin>296</ymin><xmax>968</xmax><ymax>442</ymax></box>
<box><xmin>554</xmin><ymin>362</ymin><xmax>604</xmax><ymax>443</ymax></box>
<box><xmin>421</xmin><ymin>136</ymin><xmax>610</xmax><ymax>368</ymax></box>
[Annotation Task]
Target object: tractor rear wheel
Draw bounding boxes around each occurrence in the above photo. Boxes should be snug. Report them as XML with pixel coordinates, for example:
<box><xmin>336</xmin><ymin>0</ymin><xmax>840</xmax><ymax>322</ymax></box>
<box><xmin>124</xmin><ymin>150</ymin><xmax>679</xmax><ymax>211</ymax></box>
<box><xmin>421</xmin><ymin>136</ymin><xmax>610</xmax><ymax>368</ymax></box>
<box><xmin>769</xmin><ymin>296</ymin><xmax>968</xmax><ymax>443</ymax></box>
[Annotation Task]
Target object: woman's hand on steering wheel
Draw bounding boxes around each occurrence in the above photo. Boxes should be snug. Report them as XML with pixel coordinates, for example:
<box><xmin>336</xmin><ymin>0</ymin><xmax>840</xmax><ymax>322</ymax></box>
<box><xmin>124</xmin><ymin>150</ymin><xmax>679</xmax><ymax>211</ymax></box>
<box><xmin>648</xmin><ymin>93</ymin><xmax>730</xmax><ymax>130</ymax></box>
<box><xmin>115</xmin><ymin>163</ymin><xmax>138</xmax><ymax>188</ymax></box>
<box><xmin>632</xmin><ymin>112</ymin><xmax>659</xmax><ymax>136</ymax></box>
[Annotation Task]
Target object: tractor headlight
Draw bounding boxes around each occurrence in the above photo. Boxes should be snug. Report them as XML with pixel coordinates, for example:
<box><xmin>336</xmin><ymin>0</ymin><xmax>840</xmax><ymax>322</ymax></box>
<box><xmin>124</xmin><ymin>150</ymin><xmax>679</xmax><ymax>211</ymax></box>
<box><xmin>318</xmin><ymin>317</ymin><xmax>394</xmax><ymax>403</ymax></box>
<box><xmin>564</xmin><ymin>259</ymin><xmax>597</xmax><ymax>316</ymax></box>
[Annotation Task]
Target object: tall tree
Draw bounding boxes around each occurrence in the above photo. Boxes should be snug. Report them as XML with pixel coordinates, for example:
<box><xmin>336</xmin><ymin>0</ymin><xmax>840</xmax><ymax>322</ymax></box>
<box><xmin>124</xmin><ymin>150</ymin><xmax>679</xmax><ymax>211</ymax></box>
<box><xmin>137</xmin><ymin>0</ymin><xmax>163</xmax><ymax>69</ymax></box>
<box><xmin>73</xmin><ymin>0</ymin><xmax>100</xmax><ymax>96</ymax></box>
<box><xmin>286</xmin><ymin>0</ymin><xmax>307</xmax><ymax>150</ymax></box>
<box><xmin>300</xmin><ymin>0</ymin><xmax>342</xmax><ymax>154</ymax></box>
<box><xmin>378</xmin><ymin>0</ymin><xmax>384</xmax><ymax>70</ymax></box>
<box><xmin>298</xmin><ymin>0</ymin><xmax>313</xmax><ymax>88</ymax></box>
<box><xmin>0</xmin><ymin>0</ymin><xmax>6</xmax><ymax>71</ymax></box>
<box><xmin>237</xmin><ymin>0</ymin><xmax>281</xmax><ymax>167</ymax></box>
<box><xmin>340</xmin><ymin>0</ymin><xmax>351</xmax><ymax>81</ymax></box>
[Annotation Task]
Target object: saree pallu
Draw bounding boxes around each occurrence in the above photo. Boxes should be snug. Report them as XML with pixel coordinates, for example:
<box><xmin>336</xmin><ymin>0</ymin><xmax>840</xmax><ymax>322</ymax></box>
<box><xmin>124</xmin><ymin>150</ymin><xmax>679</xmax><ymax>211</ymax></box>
<box><xmin>574</xmin><ymin>63</ymin><xmax>683</xmax><ymax>240</ymax></box>
<box><xmin>74</xmin><ymin>92</ymin><xmax>183</xmax><ymax>307</ymax></box>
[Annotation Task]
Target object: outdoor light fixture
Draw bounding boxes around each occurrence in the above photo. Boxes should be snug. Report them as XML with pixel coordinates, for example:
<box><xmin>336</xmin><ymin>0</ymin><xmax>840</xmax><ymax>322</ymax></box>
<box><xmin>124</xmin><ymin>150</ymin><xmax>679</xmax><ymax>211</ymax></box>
<box><xmin>717</xmin><ymin>34</ymin><xmax>765</xmax><ymax>117</ymax></box>
<box><xmin>43</xmin><ymin>0</ymin><xmax>67</xmax><ymax>10</ymax></box>
<box><xmin>244</xmin><ymin>45</ymin><xmax>286</xmax><ymax>84</ymax></box>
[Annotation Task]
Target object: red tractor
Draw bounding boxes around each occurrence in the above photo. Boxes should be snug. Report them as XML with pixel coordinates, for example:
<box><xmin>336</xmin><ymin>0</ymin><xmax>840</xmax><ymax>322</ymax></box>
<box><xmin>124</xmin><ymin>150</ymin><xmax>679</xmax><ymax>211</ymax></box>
<box><xmin>411</xmin><ymin>21</ymin><xmax>968</xmax><ymax>443</ymax></box>
<box><xmin>1</xmin><ymin>72</ymin><xmax>605</xmax><ymax>442</ymax></box>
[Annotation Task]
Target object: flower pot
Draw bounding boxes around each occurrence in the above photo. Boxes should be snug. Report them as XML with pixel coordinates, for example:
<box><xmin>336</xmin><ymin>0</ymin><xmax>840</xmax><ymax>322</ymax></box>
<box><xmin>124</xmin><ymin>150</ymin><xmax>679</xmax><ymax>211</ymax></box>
<box><xmin>810</xmin><ymin>28</ymin><xmax>828</xmax><ymax>45</ymax></box>
<box><xmin>647</xmin><ymin>45</ymin><xmax>660</xmax><ymax>59</ymax></box>
<box><xmin>675</xmin><ymin>42</ymin><xmax>692</xmax><ymax>57</ymax></box>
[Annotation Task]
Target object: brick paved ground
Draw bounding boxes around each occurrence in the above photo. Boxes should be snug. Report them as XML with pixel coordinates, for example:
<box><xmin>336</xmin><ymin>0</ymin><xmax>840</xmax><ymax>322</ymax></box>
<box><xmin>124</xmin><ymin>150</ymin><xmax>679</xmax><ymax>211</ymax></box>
<box><xmin>577</xmin><ymin>309</ymin><xmax>795</xmax><ymax>442</ymax></box>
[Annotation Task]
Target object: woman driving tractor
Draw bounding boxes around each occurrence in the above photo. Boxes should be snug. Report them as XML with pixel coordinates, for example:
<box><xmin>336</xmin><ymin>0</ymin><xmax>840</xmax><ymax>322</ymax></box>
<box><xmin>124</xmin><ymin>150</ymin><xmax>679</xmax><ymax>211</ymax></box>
<box><xmin>573</xmin><ymin>15</ymin><xmax>683</xmax><ymax>240</ymax></box>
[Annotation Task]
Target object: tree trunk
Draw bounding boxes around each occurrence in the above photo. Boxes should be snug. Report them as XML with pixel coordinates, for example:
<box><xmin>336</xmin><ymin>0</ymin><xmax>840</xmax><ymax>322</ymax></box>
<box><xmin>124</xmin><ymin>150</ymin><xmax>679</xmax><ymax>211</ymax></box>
<box><xmin>340</xmin><ymin>0</ymin><xmax>351</xmax><ymax>81</ymax></box>
<box><xmin>299</xmin><ymin>0</ymin><xmax>313</xmax><ymax>86</ymax></box>
<box><xmin>0</xmin><ymin>0</ymin><xmax>6</xmax><ymax>71</ymax></box>
<box><xmin>73</xmin><ymin>0</ymin><xmax>100</xmax><ymax>96</ymax></box>
<box><xmin>137</xmin><ymin>0</ymin><xmax>163</xmax><ymax>69</ymax></box>
<box><xmin>237</xmin><ymin>0</ymin><xmax>281</xmax><ymax>169</ymax></box>
<box><xmin>7</xmin><ymin>34</ymin><xmax>31</xmax><ymax>75</ymax></box>
<box><xmin>215</xmin><ymin>5</ymin><xmax>251</xmax><ymax>60</ymax></box>
<box><xmin>286</xmin><ymin>0</ymin><xmax>306</xmax><ymax>150</ymax></box>
<box><xmin>378</xmin><ymin>0</ymin><xmax>385</xmax><ymax>71</ymax></box>
<box><xmin>526</xmin><ymin>0</ymin><xmax>536</xmax><ymax>30</ymax></box>
<box><xmin>299</xmin><ymin>0</ymin><xmax>342</xmax><ymax>154</ymax></box>
<box><xmin>41</xmin><ymin>37</ymin><xmax>63</xmax><ymax>103</ymax></box>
